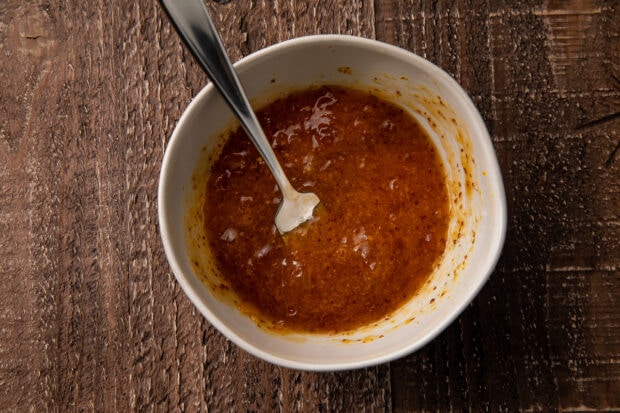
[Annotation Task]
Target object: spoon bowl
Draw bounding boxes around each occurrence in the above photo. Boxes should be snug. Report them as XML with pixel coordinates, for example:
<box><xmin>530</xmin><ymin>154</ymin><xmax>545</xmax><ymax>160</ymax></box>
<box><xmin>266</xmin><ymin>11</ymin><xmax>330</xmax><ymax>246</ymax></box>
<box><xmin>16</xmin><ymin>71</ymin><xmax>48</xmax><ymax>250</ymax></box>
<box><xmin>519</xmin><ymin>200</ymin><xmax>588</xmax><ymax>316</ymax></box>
<box><xmin>160</xmin><ymin>0</ymin><xmax>319</xmax><ymax>233</ymax></box>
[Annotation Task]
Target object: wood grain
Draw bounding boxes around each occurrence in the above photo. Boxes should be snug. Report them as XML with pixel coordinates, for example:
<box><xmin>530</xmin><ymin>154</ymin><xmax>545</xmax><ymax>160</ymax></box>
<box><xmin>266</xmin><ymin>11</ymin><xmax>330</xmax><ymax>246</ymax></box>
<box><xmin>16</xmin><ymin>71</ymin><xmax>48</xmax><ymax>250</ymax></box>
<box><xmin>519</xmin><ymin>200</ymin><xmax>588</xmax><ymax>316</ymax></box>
<box><xmin>0</xmin><ymin>0</ymin><xmax>618</xmax><ymax>411</ymax></box>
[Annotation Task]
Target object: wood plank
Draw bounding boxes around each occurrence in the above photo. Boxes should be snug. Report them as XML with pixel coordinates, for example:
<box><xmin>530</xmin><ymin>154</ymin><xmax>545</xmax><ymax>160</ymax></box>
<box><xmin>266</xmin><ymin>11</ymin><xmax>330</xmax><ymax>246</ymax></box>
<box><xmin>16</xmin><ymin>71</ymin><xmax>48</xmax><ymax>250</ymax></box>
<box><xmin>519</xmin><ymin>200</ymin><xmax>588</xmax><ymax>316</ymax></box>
<box><xmin>384</xmin><ymin>0</ymin><xmax>619</xmax><ymax>411</ymax></box>
<box><xmin>0</xmin><ymin>1</ymin><xmax>76</xmax><ymax>410</ymax></box>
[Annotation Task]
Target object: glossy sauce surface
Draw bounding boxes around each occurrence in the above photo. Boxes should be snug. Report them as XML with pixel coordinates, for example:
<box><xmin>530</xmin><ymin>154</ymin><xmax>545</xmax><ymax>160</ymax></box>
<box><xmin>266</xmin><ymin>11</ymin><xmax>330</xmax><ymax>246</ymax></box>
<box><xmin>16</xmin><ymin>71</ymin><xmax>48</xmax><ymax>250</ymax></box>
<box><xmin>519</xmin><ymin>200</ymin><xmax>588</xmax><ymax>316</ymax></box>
<box><xmin>204</xmin><ymin>86</ymin><xmax>449</xmax><ymax>333</ymax></box>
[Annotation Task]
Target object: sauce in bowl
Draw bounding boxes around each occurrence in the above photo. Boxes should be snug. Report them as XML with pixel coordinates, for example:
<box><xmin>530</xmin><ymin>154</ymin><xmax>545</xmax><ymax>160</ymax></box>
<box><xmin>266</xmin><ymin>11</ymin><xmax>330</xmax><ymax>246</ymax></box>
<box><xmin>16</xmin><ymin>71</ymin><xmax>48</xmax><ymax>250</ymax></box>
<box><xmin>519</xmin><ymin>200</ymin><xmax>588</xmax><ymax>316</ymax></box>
<box><xmin>201</xmin><ymin>85</ymin><xmax>449</xmax><ymax>333</ymax></box>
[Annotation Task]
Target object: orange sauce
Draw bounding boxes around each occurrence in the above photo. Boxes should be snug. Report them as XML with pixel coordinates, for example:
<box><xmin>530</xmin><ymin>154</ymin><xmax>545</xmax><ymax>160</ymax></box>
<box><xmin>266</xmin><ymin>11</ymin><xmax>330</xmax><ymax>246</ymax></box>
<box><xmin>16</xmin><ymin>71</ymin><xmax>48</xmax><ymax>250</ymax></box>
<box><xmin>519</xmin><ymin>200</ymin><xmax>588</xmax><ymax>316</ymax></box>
<box><xmin>203</xmin><ymin>85</ymin><xmax>449</xmax><ymax>333</ymax></box>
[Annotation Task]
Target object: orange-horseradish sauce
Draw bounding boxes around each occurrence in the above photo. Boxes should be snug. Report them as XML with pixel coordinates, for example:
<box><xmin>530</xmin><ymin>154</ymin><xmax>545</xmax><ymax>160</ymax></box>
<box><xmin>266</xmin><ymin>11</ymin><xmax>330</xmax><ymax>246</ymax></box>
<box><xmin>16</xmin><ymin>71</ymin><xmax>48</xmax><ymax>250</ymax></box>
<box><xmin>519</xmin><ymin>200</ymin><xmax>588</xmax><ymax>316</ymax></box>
<box><xmin>202</xmin><ymin>85</ymin><xmax>449</xmax><ymax>333</ymax></box>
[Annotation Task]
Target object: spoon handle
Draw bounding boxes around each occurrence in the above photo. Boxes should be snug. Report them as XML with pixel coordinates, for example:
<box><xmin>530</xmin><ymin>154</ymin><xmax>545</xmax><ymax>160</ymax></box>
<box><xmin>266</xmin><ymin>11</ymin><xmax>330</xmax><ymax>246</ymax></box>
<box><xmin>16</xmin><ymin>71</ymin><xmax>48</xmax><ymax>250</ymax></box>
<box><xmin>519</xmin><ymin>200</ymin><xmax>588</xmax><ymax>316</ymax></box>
<box><xmin>160</xmin><ymin>0</ymin><xmax>294</xmax><ymax>195</ymax></box>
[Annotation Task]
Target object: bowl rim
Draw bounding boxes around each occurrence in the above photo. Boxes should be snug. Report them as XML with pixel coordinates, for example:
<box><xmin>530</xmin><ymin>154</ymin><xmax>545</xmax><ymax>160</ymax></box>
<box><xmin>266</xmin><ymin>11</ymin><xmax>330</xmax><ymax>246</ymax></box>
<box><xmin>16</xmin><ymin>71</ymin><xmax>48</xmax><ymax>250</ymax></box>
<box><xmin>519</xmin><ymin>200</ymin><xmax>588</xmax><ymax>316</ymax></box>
<box><xmin>158</xmin><ymin>34</ymin><xmax>507</xmax><ymax>371</ymax></box>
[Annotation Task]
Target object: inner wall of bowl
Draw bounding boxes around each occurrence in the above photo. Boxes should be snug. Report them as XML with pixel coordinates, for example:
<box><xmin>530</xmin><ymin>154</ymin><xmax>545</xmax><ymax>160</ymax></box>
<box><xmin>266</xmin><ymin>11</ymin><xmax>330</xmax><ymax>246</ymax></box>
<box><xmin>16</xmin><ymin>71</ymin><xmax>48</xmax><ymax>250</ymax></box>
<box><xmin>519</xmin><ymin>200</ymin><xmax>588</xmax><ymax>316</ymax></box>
<box><xmin>170</xmin><ymin>37</ymin><xmax>502</xmax><ymax>368</ymax></box>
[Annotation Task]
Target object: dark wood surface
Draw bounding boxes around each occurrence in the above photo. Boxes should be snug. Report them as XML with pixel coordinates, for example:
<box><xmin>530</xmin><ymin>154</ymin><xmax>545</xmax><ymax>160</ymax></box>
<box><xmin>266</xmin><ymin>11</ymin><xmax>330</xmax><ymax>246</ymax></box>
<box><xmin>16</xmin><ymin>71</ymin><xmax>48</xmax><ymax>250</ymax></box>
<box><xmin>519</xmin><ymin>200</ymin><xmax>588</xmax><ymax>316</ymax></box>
<box><xmin>1</xmin><ymin>0</ymin><xmax>618</xmax><ymax>411</ymax></box>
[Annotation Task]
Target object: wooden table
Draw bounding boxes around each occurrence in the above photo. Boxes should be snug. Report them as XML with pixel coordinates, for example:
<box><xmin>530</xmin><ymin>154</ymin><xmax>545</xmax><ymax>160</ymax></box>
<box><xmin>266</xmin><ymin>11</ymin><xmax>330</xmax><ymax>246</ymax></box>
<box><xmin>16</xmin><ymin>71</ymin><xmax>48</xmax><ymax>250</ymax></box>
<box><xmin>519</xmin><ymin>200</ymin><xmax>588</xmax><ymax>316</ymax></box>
<box><xmin>1</xmin><ymin>0</ymin><xmax>618</xmax><ymax>411</ymax></box>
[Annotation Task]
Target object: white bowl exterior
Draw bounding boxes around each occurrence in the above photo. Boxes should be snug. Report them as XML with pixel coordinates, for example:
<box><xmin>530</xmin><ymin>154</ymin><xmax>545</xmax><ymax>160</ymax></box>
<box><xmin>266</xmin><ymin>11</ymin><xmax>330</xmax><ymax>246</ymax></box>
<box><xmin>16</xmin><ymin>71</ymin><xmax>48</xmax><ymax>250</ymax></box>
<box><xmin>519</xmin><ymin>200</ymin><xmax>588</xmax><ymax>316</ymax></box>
<box><xmin>158</xmin><ymin>36</ymin><xmax>506</xmax><ymax>370</ymax></box>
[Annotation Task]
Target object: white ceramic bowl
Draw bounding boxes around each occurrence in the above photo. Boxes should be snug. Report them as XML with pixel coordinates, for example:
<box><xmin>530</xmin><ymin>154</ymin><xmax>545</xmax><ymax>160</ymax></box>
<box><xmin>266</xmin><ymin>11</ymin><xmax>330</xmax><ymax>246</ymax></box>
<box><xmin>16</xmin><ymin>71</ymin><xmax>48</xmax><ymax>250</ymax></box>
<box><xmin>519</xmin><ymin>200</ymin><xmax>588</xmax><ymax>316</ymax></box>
<box><xmin>158</xmin><ymin>35</ymin><xmax>506</xmax><ymax>371</ymax></box>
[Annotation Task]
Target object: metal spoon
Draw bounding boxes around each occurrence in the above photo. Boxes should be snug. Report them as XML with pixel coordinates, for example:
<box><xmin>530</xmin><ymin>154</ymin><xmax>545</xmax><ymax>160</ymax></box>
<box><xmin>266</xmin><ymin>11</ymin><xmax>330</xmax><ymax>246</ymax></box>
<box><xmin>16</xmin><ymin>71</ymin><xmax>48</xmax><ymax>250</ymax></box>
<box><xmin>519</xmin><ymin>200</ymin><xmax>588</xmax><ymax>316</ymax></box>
<box><xmin>160</xmin><ymin>0</ymin><xmax>320</xmax><ymax>234</ymax></box>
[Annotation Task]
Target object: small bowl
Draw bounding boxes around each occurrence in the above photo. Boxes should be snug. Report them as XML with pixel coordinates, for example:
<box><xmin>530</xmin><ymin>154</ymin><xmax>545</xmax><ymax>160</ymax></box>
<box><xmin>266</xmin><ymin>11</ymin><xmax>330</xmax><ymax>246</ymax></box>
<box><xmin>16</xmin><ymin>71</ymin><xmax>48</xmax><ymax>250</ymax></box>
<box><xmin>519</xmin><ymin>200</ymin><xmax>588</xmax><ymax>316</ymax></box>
<box><xmin>158</xmin><ymin>35</ymin><xmax>506</xmax><ymax>371</ymax></box>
